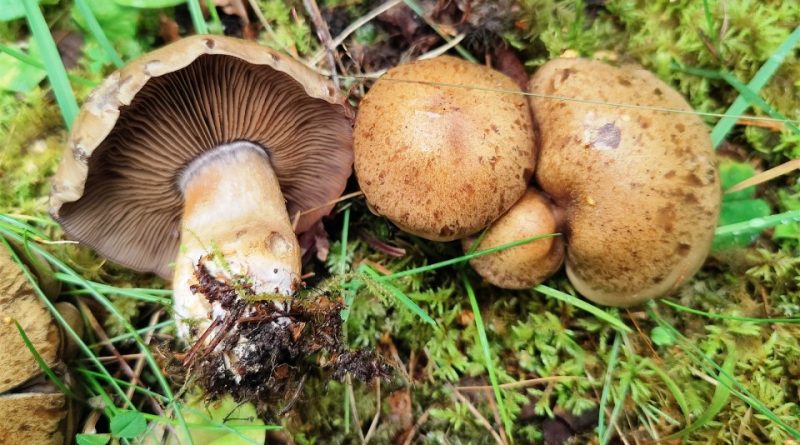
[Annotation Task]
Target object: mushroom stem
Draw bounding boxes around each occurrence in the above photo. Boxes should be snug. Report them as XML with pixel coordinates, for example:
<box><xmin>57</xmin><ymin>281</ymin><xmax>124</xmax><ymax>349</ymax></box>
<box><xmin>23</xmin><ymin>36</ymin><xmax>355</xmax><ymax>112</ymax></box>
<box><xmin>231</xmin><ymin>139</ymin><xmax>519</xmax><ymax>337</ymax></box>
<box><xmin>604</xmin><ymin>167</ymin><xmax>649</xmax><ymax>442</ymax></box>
<box><xmin>172</xmin><ymin>141</ymin><xmax>301</xmax><ymax>340</ymax></box>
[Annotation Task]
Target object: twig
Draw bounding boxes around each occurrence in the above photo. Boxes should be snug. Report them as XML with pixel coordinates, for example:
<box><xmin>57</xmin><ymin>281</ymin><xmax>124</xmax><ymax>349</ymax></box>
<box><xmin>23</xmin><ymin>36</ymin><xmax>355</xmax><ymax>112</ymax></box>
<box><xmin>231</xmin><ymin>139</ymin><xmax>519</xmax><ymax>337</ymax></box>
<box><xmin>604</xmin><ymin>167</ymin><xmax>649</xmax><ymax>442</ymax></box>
<box><xmin>347</xmin><ymin>373</ymin><xmax>365</xmax><ymax>442</ymax></box>
<box><xmin>451</xmin><ymin>388</ymin><xmax>506</xmax><ymax>445</ymax></box>
<box><xmin>303</xmin><ymin>0</ymin><xmax>340</xmax><ymax>88</ymax></box>
<box><xmin>417</xmin><ymin>33</ymin><xmax>466</xmax><ymax>60</ymax></box>
<box><xmin>456</xmin><ymin>375</ymin><xmax>582</xmax><ymax>391</ymax></box>
<box><xmin>725</xmin><ymin>158</ymin><xmax>800</xmax><ymax>194</ymax></box>
<box><xmin>362</xmin><ymin>378</ymin><xmax>382</xmax><ymax>444</ymax></box>
<box><xmin>76</xmin><ymin>300</ymin><xmax>144</xmax><ymax>390</ymax></box>
<box><xmin>308</xmin><ymin>0</ymin><xmax>403</xmax><ymax>65</ymax></box>
<box><xmin>401</xmin><ymin>407</ymin><xmax>430</xmax><ymax>445</ymax></box>
<box><xmin>125</xmin><ymin>310</ymin><xmax>165</xmax><ymax>416</ymax></box>
<box><xmin>484</xmin><ymin>387</ymin><xmax>508</xmax><ymax>445</ymax></box>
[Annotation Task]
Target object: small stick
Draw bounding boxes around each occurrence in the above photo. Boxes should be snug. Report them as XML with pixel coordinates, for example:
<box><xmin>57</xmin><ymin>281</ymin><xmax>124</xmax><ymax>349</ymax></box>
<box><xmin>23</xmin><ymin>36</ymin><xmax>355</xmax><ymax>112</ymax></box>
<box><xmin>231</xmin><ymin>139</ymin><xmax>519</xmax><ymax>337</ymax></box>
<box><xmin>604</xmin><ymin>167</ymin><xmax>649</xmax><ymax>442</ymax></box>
<box><xmin>347</xmin><ymin>373</ymin><xmax>365</xmax><ymax>442</ymax></box>
<box><xmin>484</xmin><ymin>387</ymin><xmax>508</xmax><ymax>445</ymax></box>
<box><xmin>126</xmin><ymin>310</ymin><xmax>165</xmax><ymax>415</ymax></box>
<box><xmin>401</xmin><ymin>408</ymin><xmax>430</xmax><ymax>445</ymax></box>
<box><xmin>181</xmin><ymin>317</ymin><xmax>222</xmax><ymax>366</ymax></box>
<box><xmin>308</xmin><ymin>0</ymin><xmax>402</xmax><ymax>65</ymax></box>
<box><xmin>451</xmin><ymin>388</ymin><xmax>506</xmax><ymax>445</ymax></box>
<box><xmin>303</xmin><ymin>0</ymin><xmax>340</xmax><ymax>89</ymax></box>
<box><xmin>76</xmin><ymin>300</ymin><xmax>144</xmax><ymax>389</ymax></box>
<box><xmin>362</xmin><ymin>378</ymin><xmax>382</xmax><ymax>444</ymax></box>
<box><xmin>456</xmin><ymin>375</ymin><xmax>582</xmax><ymax>391</ymax></box>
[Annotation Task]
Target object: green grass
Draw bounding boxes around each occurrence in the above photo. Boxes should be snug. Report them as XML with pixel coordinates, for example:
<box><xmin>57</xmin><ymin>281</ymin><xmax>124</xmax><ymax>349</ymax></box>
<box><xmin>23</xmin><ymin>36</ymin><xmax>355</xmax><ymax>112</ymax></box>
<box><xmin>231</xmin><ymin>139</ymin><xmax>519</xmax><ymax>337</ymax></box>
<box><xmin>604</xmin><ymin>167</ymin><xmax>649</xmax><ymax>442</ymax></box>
<box><xmin>21</xmin><ymin>0</ymin><xmax>79</xmax><ymax>128</ymax></box>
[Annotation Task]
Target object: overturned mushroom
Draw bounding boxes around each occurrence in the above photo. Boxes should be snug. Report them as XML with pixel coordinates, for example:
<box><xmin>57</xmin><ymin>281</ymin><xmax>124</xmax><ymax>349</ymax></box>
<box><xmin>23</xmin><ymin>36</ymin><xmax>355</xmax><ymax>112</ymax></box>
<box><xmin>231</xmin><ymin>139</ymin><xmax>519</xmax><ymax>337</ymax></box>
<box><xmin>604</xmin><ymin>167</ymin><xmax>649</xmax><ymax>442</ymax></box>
<box><xmin>353</xmin><ymin>56</ymin><xmax>535</xmax><ymax>241</ymax></box>
<box><xmin>462</xmin><ymin>188</ymin><xmax>565</xmax><ymax>289</ymax></box>
<box><xmin>529</xmin><ymin>58</ymin><xmax>721</xmax><ymax>306</ymax></box>
<box><xmin>49</xmin><ymin>36</ymin><xmax>353</xmax><ymax>345</ymax></box>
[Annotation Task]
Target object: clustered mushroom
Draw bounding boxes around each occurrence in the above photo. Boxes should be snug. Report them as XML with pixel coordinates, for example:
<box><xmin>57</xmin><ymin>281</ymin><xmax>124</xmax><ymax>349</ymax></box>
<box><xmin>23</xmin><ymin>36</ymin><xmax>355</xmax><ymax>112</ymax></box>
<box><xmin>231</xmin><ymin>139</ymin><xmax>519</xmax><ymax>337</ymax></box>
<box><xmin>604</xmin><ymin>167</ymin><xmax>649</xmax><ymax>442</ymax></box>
<box><xmin>353</xmin><ymin>56</ymin><xmax>535</xmax><ymax>241</ymax></box>
<box><xmin>353</xmin><ymin>55</ymin><xmax>720</xmax><ymax>307</ymax></box>
<box><xmin>1</xmin><ymin>246</ymin><xmax>81</xmax><ymax>444</ymax></box>
<box><xmin>50</xmin><ymin>35</ymin><xmax>354</xmax><ymax>348</ymax></box>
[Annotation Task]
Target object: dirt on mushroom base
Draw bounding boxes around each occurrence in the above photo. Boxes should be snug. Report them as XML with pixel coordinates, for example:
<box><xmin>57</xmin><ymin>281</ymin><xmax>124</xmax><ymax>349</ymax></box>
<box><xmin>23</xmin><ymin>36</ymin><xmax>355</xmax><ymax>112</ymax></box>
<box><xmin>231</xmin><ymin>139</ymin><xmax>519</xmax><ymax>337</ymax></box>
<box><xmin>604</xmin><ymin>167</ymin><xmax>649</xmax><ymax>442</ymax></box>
<box><xmin>177</xmin><ymin>260</ymin><xmax>390</xmax><ymax>417</ymax></box>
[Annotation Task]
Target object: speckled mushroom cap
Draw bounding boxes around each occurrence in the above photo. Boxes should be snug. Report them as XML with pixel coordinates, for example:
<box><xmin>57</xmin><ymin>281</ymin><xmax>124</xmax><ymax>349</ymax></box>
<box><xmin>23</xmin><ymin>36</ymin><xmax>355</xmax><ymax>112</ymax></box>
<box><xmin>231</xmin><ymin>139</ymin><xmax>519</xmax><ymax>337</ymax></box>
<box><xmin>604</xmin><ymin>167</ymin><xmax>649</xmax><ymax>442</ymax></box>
<box><xmin>50</xmin><ymin>35</ymin><xmax>354</xmax><ymax>279</ymax></box>
<box><xmin>461</xmin><ymin>188</ymin><xmax>565</xmax><ymax>289</ymax></box>
<box><xmin>354</xmin><ymin>56</ymin><xmax>535</xmax><ymax>241</ymax></box>
<box><xmin>529</xmin><ymin>58</ymin><xmax>721</xmax><ymax>307</ymax></box>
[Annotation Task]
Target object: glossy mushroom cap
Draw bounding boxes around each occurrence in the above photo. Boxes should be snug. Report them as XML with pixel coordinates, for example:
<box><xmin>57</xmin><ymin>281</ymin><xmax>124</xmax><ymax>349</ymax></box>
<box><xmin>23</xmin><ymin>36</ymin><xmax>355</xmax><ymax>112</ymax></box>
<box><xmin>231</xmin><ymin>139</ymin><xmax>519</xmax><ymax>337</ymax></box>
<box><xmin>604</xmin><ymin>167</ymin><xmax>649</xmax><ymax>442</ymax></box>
<box><xmin>354</xmin><ymin>56</ymin><xmax>535</xmax><ymax>241</ymax></box>
<box><xmin>50</xmin><ymin>35</ymin><xmax>354</xmax><ymax>279</ymax></box>
<box><xmin>462</xmin><ymin>188</ymin><xmax>565</xmax><ymax>289</ymax></box>
<box><xmin>529</xmin><ymin>58</ymin><xmax>721</xmax><ymax>307</ymax></box>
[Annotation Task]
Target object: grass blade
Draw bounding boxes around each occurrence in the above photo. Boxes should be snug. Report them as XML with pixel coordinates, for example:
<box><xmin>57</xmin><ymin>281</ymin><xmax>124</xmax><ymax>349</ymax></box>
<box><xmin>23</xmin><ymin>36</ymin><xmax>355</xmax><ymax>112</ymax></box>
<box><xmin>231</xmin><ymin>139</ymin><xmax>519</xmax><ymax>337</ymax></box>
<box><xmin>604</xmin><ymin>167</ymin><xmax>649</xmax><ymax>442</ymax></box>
<box><xmin>661</xmin><ymin>299</ymin><xmax>800</xmax><ymax>324</ymax></box>
<box><xmin>714</xmin><ymin>209</ymin><xmax>800</xmax><ymax>238</ymax></box>
<box><xmin>596</xmin><ymin>333</ymin><xmax>621</xmax><ymax>441</ymax></box>
<box><xmin>0</xmin><ymin>43</ymin><xmax>96</xmax><ymax>86</ymax></box>
<box><xmin>14</xmin><ymin>320</ymin><xmax>75</xmax><ymax>398</ymax></box>
<box><xmin>377</xmin><ymin>234</ymin><xmax>560</xmax><ymax>281</ymax></box>
<box><xmin>73</xmin><ymin>0</ymin><xmax>124</xmax><ymax>67</ymax></box>
<box><xmin>710</xmin><ymin>26</ymin><xmax>800</xmax><ymax>147</ymax></box>
<box><xmin>661</xmin><ymin>342</ymin><xmax>735</xmax><ymax>440</ymax></box>
<box><xmin>360</xmin><ymin>264</ymin><xmax>437</xmax><ymax>326</ymax></box>
<box><xmin>187</xmin><ymin>0</ymin><xmax>208</xmax><ymax>34</ymax></box>
<box><xmin>21</xmin><ymin>0</ymin><xmax>79</xmax><ymax>128</ymax></box>
<box><xmin>462</xmin><ymin>274</ymin><xmax>513</xmax><ymax>440</ymax></box>
<box><xmin>533</xmin><ymin>285</ymin><xmax>631</xmax><ymax>333</ymax></box>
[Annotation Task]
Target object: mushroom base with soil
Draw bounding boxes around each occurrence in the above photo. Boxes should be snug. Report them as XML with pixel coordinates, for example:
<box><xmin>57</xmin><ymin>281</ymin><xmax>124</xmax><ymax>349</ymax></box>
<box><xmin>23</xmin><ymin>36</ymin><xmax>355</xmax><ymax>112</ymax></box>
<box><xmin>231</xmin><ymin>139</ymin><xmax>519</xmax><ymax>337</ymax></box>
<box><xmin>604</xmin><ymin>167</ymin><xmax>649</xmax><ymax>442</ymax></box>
<box><xmin>170</xmin><ymin>142</ymin><xmax>387</xmax><ymax>411</ymax></box>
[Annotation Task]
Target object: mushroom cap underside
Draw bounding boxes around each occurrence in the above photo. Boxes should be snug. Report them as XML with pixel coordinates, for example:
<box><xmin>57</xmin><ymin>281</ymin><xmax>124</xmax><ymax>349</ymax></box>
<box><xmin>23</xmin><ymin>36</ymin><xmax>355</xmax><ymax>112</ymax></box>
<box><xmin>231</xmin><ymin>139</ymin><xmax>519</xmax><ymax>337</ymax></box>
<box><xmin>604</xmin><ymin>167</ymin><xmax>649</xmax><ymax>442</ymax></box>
<box><xmin>354</xmin><ymin>55</ymin><xmax>535</xmax><ymax>241</ymax></box>
<box><xmin>50</xmin><ymin>35</ymin><xmax>354</xmax><ymax>279</ymax></box>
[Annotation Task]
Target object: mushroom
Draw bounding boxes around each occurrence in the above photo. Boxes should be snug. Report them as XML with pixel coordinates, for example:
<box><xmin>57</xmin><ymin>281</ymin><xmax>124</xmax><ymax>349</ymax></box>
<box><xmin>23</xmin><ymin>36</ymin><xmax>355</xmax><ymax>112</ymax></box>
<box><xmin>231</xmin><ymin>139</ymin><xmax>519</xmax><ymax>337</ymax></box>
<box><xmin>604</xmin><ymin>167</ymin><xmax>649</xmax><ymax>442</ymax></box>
<box><xmin>0</xmin><ymin>247</ymin><xmax>60</xmax><ymax>393</ymax></box>
<box><xmin>529</xmin><ymin>58</ymin><xmax>721</xmax><ymax>306</ymax></box>
<box><xmin>49</xmin><ymin>35</ymin><xmax>354</xmax><ymax>339</ymax></box>
<box><xmin>0</xmin><ymin>246</ymin><xmax>80</xmax><ymax>445</ymax></box>
<box><xmin>353</xmin><ymin>56</ymin><xmax>535</xmax><ymax>241</ymax></box>
<box><xmin>462</xmin><ymin>188</ymin><xmax>565</xmax><ymax>289</ymax></box>
<box><xmin>0</xmin><ymin>392</ymin><xmax>68</xmax><ymax>445</ymax></box>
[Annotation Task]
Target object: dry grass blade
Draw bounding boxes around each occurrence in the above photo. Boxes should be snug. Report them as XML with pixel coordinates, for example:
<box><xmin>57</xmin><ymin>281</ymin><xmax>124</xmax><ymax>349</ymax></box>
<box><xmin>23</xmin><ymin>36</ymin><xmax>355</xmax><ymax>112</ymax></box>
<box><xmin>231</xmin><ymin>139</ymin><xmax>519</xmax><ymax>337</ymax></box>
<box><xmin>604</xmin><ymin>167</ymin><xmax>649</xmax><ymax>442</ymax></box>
<box><xmin>451</xmin><ymin>388</ymin><xmax>506</xmax><ymax>445</ymax></box>
<box><xmin>308</xmin><ymin>0</ymin><xmax>403</xmax><ymax>65</ymax></box>
<box><xmin>455</xmin><ymin>375</ymin><xmax>582</xmax><ymax>391</ymax></box>
<box><xmin>725</xmin><ymin>158</ymin><xmax>800</xmax><ymax>194</ymax></box>
<box><xmin>304</xmin><ymin>0</ymin><xmax>340</xmax><ymax>88</ymax></box>
<box><xmin>362</xmin><ymin>378</ymin><xmax>381</xmax><ymax>444</ymax></box>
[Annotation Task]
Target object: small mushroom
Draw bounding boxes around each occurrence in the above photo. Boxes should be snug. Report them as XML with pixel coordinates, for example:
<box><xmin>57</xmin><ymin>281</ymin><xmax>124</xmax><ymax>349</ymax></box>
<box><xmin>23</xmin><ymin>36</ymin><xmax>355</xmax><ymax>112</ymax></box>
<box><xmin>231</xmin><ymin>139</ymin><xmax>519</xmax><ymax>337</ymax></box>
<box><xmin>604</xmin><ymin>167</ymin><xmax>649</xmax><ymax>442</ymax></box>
<box><xmin>353</xmin><ymin>56</ymin><xmax>535</xmax><ymax>241</ymax></box>
<box><xmin>462</xmin><ymin>188</ymin><xmax>565</xmax><ymax>289</ymax></box>
<box><xmin>49</xmin><ymin>35</ymin><xmax>354</xmax><ymax>338</ymax></box>
<box><xmin>529</xmin><ymin>58</ymin><xmax>721</xmax><ymax>306</ymax></box>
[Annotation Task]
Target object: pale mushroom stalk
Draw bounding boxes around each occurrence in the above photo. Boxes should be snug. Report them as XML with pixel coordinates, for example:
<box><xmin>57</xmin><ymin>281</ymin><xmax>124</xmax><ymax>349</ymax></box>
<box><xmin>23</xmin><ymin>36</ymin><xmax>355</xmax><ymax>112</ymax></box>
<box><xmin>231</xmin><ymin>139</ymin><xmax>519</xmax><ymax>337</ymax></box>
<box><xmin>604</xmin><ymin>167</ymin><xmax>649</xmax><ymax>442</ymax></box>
<box><xmin>172</xmin><ymin>142</ymin><xmax>300</xmax><ymax>338</ymax></box>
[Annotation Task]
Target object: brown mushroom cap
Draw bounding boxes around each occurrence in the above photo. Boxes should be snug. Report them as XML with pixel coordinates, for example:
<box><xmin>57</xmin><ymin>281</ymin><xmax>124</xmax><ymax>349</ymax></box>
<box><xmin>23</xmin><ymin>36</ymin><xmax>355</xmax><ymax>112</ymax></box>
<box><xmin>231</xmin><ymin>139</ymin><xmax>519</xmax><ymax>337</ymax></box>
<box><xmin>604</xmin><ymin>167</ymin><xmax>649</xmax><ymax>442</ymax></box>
<box><xmin>462</xmin><ymin>188</ymin><xmax>565</xmax><ymax>289</ymax></box>
<box><xmin>354</xmin><ymin>56</ymin><xmax>535</xmax><ymax>241</ymax></box>
<box><xmin>0</xmin><ymin>392</ymin><xmax>67</xmax><ymax>445</ymax></box>
<box><xmin>50</xmin><ymin>35</ymin><xmax>354</xmax><ymax>279</ymax></box>
<box><xmin>0</xmin><ymin>248</ymin><xmax>60</xmax><ymax>393</ymax></box>
<box><xmin>529</xmin><ymin>58</ymin><xmax>721</xmax><ymax>307</ymax></box>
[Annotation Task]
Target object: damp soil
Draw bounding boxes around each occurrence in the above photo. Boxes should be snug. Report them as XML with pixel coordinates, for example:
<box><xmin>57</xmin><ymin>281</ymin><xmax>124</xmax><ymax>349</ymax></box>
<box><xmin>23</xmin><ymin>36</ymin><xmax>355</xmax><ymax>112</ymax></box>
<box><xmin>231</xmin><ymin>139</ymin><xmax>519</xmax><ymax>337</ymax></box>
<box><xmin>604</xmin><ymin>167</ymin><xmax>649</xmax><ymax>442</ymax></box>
<box><xmin>180</xmin><ymin>261</ymin><xmax>390</xmax><ymax>417</ymax></box>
